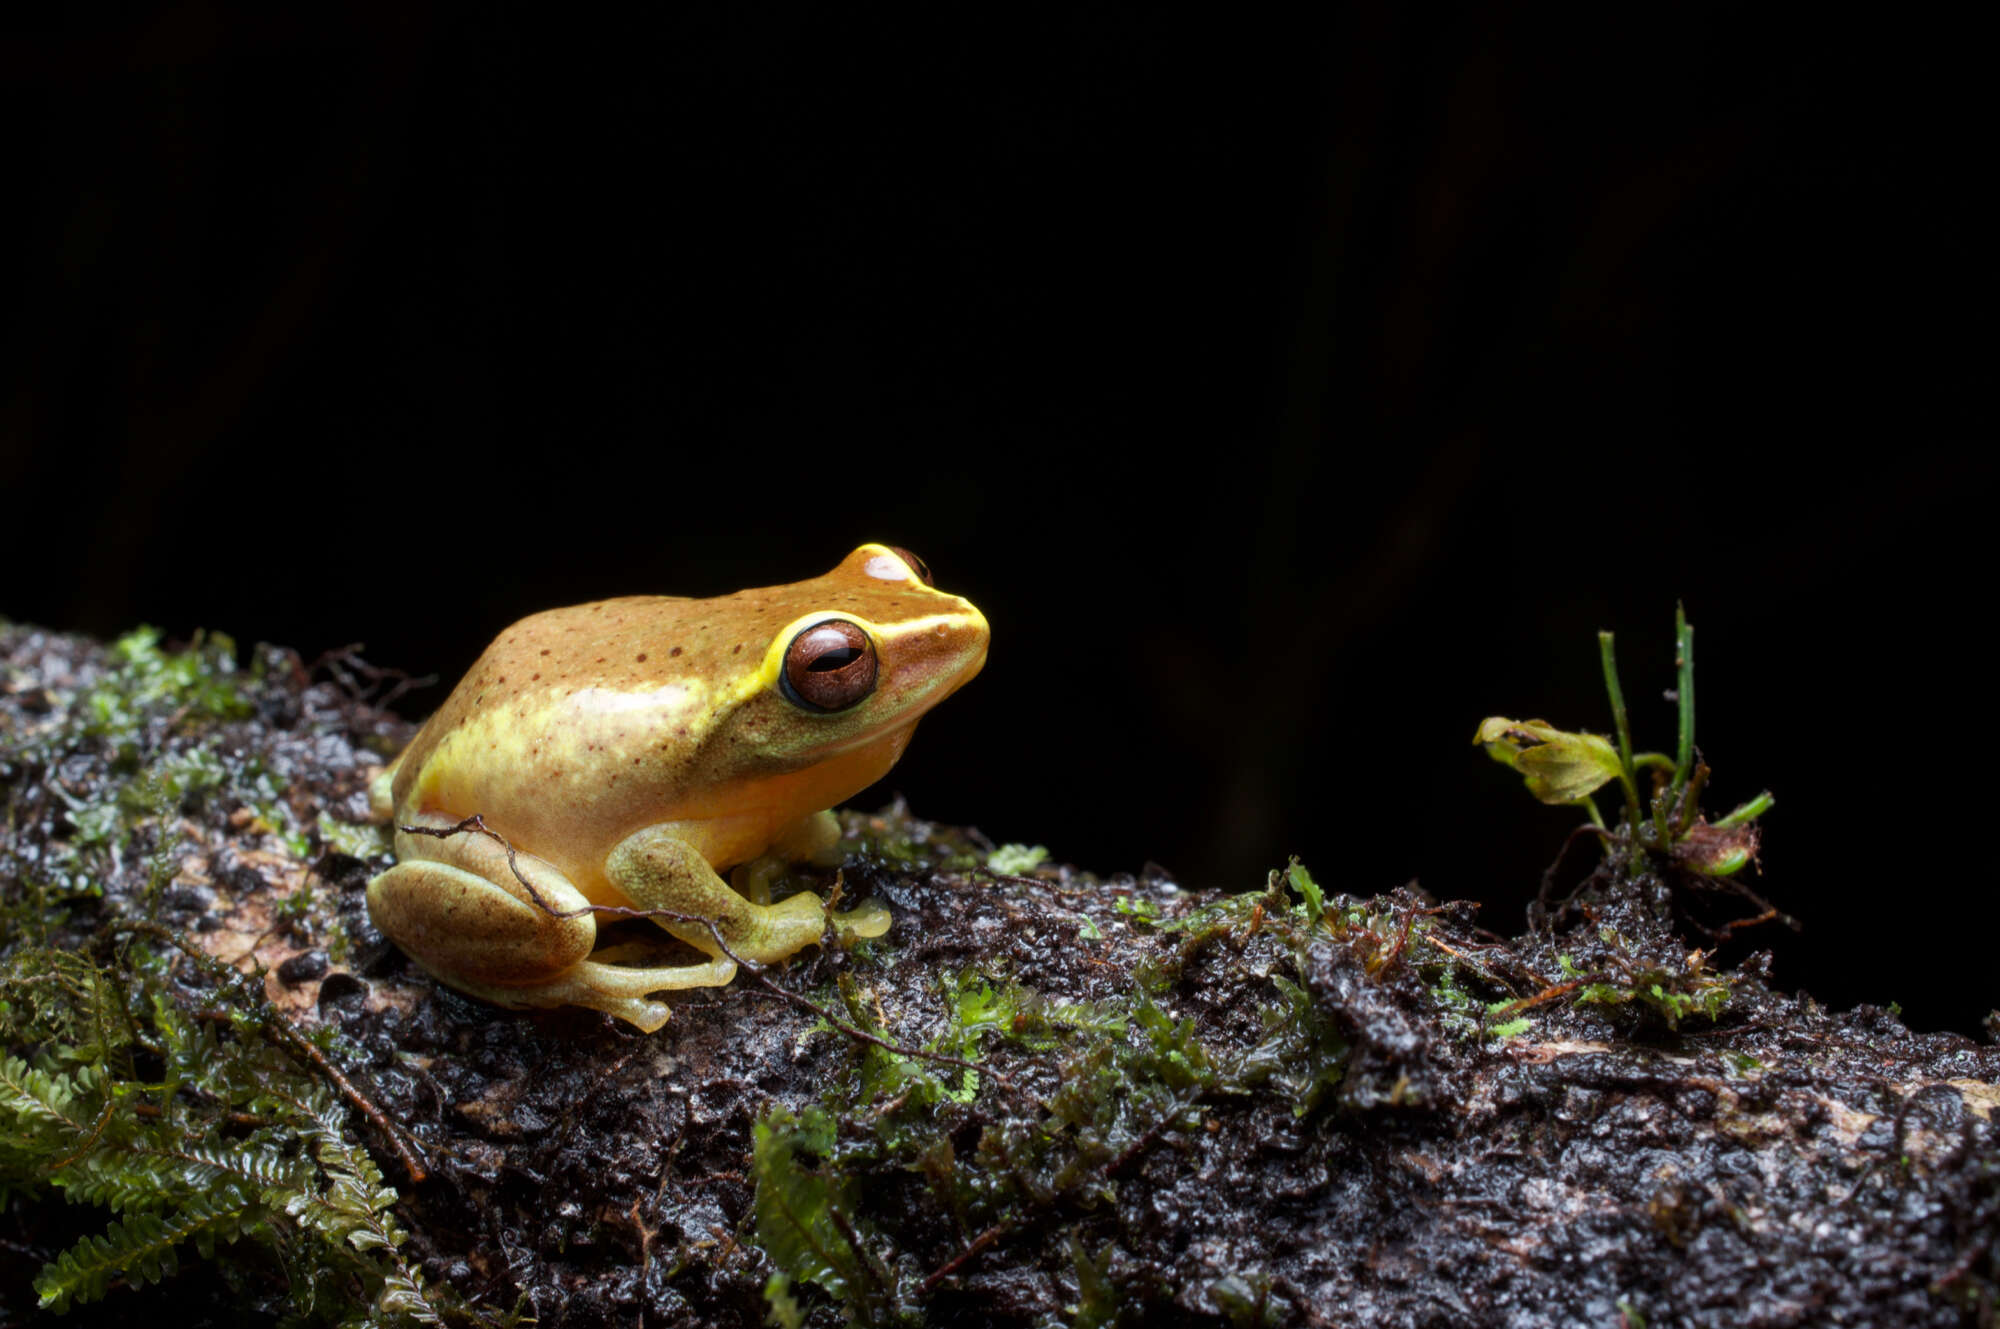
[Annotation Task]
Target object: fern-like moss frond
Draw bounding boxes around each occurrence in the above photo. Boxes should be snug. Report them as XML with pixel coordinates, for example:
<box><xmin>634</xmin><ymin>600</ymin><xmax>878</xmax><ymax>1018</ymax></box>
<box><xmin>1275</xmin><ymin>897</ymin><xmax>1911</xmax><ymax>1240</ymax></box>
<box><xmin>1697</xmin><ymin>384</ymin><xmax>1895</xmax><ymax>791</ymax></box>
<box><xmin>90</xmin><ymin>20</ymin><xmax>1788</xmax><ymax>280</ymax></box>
<box><xmin>0</xmin><ymin>1054</ymin><xmax>92</xmax><ymax>1137</ymax></box>
<box><xmin>33</xmin><ymin>1187</ymin><xmax>258</xmax><ymax>1312</ymax></box>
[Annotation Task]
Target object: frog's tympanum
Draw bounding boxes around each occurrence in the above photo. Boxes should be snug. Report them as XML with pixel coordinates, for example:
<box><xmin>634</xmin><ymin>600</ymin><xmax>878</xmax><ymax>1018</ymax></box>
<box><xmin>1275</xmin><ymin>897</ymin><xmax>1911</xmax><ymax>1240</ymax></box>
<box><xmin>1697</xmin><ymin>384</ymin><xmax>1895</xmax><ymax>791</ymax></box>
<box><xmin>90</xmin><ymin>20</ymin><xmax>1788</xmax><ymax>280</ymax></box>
<box><xmin>366</xmin><ymin>544</ymin><xmax>988</xmax><ymax>1031</ymax></box>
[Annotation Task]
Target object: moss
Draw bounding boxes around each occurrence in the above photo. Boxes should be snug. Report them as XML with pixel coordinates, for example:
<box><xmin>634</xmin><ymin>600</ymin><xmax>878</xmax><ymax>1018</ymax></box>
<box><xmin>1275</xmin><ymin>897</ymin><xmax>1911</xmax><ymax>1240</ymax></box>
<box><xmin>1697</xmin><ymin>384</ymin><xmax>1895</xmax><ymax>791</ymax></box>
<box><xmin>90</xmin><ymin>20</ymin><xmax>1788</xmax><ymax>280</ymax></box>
<box><xmin>835</xmin><ymin>797</ymin><xmax>989</xmax><ymax>873</ymax></box>
<box><xmin>0</xmin><ymin>627</ymin><xmax>453</xmax><ymax>1323</ymax></box>
<box><xmin>0</xmin><ymin>936</ymin><xmax>450</xmax><ymax>1322</ymax></box>
<box><xmin>753</xmin><ymin>1105</ymin><xmax>895</xmax><ymax>1323</ymax></box>
<box><xmin>1559</xmin><ymin>944</ymin><xmax>1734</xmax><ymax>1031</ymax></box>
<box><xmin>745</xmin><ymin>859</ymin><xmax>1472</xmax><ymax>1324</ymax></box>
<box><xmin>1433</xmin><ymin>966</ymin><xmax>1534</xmax><ymax>1041</ymax></box>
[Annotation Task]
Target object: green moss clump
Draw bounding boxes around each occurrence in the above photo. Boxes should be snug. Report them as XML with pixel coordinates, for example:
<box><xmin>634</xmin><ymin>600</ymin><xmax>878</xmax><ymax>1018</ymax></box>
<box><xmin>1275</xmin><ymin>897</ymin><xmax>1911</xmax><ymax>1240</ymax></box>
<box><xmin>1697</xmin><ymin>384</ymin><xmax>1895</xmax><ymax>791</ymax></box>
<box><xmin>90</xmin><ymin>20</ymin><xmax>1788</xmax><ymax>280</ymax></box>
<box><xmin>1</xmin><ymin>936</ymin><xmax>447</xmax><ymax>1321</ymax></box>
<box><xmin>1559</xmin><ymin>943</ymin><xmax>1734</xmax><ymax>1030</ymax></box>
<box><xmin>1</xmin><ymin>628</ymin><xmax>451</xmax><ymax>1322</ymax></box>
<box><xmin>747</xmin><ymin>860</ymin><xmax>1469</xmax><ymax>1325</ymax></box>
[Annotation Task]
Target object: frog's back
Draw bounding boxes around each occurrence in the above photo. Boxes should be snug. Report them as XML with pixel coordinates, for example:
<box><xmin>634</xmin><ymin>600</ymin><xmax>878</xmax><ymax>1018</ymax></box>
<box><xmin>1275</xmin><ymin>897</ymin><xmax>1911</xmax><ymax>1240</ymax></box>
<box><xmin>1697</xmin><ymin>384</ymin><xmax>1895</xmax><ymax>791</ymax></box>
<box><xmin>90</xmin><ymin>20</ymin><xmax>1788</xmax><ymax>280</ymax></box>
<box><xmin>386</xmin><ymin>593</ymin><xmax>787</xmax><ymax>844</ymax></box>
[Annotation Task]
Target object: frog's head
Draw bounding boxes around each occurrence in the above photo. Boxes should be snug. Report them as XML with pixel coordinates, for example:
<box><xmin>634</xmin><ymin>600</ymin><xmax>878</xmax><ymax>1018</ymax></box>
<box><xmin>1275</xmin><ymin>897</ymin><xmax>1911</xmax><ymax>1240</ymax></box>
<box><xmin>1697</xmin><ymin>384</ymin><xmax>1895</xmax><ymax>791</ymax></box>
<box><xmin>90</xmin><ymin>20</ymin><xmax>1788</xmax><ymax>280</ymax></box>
<box><xmin>704</xmin><ymin>543</ymin><xmax>988</xmax><ymax>786</ymax></box>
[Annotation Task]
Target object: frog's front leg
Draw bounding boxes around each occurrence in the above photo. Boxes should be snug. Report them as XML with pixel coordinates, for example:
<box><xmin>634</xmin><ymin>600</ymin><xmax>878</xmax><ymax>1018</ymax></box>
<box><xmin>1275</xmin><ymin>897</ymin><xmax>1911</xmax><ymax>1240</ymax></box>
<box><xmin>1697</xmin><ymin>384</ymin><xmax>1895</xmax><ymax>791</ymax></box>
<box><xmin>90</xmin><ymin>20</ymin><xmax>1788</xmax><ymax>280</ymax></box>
<box><xmin>366</xmin><ymin>812</ymin><xmax>734</xmax><ymax>1033</ymax></box>
<box><xmin>609</xmin><ymin>821</ymin><xmax>889</xmax><ymax>965</ymax></box>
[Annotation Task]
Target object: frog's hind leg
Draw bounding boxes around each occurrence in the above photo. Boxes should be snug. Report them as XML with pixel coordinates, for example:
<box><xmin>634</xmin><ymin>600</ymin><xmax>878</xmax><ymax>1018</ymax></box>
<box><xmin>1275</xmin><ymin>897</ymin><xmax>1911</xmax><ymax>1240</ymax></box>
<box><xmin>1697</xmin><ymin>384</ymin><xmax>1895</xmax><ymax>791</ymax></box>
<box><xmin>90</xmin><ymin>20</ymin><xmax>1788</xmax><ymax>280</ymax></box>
<box><xmin>367</xmin><ymin>812</ymin><xmax>722</xmax><ymax>1032</ymax></box>
<box><xmin>368</xmin><ymin>812</ymin><xmax>598</xmax><ymax>990</ymax></box>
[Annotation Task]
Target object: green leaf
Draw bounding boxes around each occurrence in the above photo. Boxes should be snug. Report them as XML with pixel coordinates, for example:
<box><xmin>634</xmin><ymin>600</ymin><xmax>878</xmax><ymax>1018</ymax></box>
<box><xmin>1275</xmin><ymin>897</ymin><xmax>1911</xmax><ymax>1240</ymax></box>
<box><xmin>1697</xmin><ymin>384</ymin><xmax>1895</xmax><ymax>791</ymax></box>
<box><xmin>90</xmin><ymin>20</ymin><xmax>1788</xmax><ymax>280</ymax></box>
<box><xmin>1286</xmin><ymin>859</ymin><xmax>1324</xmax><ymax>928</ymax></box>
<box><xmin>765</xmin><ymin>1272</ymin><xmax>806</xmax><ymax>1329</ymax></box>
<box><xmin>752</xmin><ymin>1105</ymin><xmax>858</xmax><ymax>1305</ymax></box>
<box><xmin>1473</xmin><ymin>717</ymin><xmax>1624</xmax><ymax>804</ymax></box>
<box><xmin>1069</xmin><ymin>1235</ymin><xmax>1118</xmax><ymax>1329</ymax></box>
<box><xmin>0</xmin><ymin>1055</ymin><xmax>89</xmax><ymax>1136</ymax></box>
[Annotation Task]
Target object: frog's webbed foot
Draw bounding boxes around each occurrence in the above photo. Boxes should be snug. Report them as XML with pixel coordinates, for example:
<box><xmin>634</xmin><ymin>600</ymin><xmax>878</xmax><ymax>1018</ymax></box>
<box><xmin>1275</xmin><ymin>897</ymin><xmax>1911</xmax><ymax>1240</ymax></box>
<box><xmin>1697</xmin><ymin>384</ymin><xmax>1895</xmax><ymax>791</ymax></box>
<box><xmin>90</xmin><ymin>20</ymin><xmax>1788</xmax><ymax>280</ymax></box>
<box><xmin>828</xmin><ymin>892</ymin><xmax>891</xmax><ymax>939</ymax></box>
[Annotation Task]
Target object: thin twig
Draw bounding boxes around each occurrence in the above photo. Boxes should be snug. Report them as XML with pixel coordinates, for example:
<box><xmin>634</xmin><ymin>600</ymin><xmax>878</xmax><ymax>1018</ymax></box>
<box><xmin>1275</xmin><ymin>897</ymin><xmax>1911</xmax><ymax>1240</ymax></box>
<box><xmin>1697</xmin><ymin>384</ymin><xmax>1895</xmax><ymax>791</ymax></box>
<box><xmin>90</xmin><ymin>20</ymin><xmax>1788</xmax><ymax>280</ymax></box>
<box><xmin>972</xmin><ymin>867</ymin><xmax>1055</xmax><ymax>890</ymax></box>
<box><xmin>132</xmin><ymin>1101</ymin><xmax>263</xmax><ymax>1127</ymax></box>
<box><xmin>1714</xmin><ymin>907</ymin><xmax>1779</xmax><ymax>935</ymax></box>
<box><xmin>919</xmin><ymin>1222</ymin><xmax>1008</xmax><ymax>1294</ymax></box>
<box><xmin>1379</xmin><ymin>901</ymin><xmax>1452</xmax><ymax>976</ymax></box>
<box><xmin>1533</xmin><ymin>822</ymin><xmax>1615</xmax><ymax>928</ymax></box>
<box><xmin>307</xmin><ymin>643</ymin><xmax>437</xmax><ymax>709</ymax></box>
<box><xmin>1422</xmin><ymin>934</ymin><xmax>1523</xmax><ymax>998</ymax></box>
<box><xmin>1674</xmin><ymin>759</ymin><xmax>1710</xmax><ymax>836</ymax></box>
<box><xmin>1488</xmin><ymin>978</ymin><xmax>1593</xmax><ymax>1020</ymax></box>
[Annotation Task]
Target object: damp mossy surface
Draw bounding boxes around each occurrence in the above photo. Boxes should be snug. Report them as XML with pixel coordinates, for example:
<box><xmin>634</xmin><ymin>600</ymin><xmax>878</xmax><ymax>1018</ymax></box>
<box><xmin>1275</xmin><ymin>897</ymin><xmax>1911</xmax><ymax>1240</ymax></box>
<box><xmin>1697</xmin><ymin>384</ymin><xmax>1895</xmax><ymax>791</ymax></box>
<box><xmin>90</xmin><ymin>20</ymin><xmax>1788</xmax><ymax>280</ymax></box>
<box><xmin>4</xmin><ymin>621</ymin><xmax>1999</xmax><ymax>1327</ymax></box>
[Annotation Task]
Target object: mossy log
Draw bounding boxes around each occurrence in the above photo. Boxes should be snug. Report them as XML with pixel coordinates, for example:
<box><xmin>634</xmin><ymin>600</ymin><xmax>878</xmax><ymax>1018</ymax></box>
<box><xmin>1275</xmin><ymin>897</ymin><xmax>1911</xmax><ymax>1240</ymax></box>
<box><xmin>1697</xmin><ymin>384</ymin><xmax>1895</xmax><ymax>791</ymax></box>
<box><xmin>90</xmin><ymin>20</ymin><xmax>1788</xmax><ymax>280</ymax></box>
<box><xmin>3</xmin><ymin>622</ymin><xmax>1997</xmax><ymax>1327</ymax></box>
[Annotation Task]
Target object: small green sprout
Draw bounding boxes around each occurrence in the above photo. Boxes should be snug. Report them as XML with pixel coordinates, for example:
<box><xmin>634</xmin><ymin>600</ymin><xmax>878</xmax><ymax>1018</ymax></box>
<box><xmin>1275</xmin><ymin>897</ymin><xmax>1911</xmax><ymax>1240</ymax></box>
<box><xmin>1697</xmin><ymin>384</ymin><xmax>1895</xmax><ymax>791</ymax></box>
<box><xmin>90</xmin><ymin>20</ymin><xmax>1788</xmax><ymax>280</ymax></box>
<box><xmin>986</xmin><ymin>843</ymin><xmax>1050</xmax><ymax>874</ymax></box>
<box><xmin>1476</xmin><ymin>606</ymin><xmax>1775</xmax><ymax>889</ymax></box>
<box><xmin>1285</xmin><ymin>859</ymin><xmax>1324</xmax><ymax>929</ymax></box>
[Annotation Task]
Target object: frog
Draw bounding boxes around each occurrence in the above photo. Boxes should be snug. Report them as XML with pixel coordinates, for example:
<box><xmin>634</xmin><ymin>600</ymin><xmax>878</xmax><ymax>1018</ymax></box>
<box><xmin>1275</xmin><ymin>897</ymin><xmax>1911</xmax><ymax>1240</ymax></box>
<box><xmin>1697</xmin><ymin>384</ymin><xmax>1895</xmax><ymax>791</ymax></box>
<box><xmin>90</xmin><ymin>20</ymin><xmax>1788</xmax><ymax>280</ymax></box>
<box><xmin>365</xmin><ymin>543</ymin><xmax>988</xmax><ymax>1032</ymax></box>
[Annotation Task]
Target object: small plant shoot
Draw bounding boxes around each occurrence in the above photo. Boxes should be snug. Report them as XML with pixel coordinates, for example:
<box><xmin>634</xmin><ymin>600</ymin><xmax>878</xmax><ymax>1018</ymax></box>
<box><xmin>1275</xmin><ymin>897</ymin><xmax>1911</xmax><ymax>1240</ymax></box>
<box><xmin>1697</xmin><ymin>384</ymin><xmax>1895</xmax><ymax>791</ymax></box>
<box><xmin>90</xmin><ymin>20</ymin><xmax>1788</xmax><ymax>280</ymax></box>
<box><xmin>1474</xmin><ymin>607</ymin><xmax>1780</xmax><ymax>934</ymax></box>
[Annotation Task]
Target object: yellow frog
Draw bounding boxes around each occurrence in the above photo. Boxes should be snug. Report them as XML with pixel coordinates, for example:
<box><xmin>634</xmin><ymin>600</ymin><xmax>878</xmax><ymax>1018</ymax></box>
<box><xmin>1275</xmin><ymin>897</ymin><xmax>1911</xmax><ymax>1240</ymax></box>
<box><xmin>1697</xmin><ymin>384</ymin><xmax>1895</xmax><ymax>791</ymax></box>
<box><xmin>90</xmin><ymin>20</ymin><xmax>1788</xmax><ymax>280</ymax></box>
<box><xmin>366</xmin><ymin>544</ymin><xmax>988</xmax><ymax>1031</ymax></box>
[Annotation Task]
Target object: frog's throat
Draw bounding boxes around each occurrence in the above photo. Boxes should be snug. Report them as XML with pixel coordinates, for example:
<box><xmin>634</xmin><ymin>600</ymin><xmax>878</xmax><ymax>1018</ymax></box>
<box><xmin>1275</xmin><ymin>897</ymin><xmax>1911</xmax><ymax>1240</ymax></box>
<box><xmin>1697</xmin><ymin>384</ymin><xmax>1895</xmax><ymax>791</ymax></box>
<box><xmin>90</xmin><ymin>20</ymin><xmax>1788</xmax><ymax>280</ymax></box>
<box><xmin>668</xmin><ymin>724</ymin><xmax>914</xmax><ymax>832</ymax></box>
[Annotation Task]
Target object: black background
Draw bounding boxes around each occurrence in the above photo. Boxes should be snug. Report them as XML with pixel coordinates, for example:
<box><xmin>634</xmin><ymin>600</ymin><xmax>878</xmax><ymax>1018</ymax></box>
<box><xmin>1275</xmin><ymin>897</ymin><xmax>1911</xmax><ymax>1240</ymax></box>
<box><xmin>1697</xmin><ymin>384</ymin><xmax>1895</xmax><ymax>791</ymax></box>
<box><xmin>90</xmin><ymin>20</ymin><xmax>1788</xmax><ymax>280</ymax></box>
<box><xmin>3</xmin><ymin>8</ymin><xmax>1992</xmax><ymax>1033</ymax></box>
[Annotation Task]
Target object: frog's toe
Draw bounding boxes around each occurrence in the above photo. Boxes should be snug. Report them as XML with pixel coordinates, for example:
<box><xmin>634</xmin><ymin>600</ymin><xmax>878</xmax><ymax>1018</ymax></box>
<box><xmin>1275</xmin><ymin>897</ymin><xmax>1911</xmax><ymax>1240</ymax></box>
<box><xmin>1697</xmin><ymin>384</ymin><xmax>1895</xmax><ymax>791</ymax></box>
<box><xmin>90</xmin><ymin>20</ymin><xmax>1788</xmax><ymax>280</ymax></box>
<box><xmin>440</xmin><ymin>955</ymin><xmax>740</xmax><ymax>1033</ymax></box>
<box><xmin>833</xmin><ymin>898</ymin><xmax>891</xmax><ymax>940</ymax></box>
<box><xmin>591</xmin><ymin>995</ymin><xmax>674</xmax><ymax>1034</ymax></box>
<box><xmin>561</xmin><ymin>955</ymin><xmax>740</xmax><ymax>1031</ymax></box>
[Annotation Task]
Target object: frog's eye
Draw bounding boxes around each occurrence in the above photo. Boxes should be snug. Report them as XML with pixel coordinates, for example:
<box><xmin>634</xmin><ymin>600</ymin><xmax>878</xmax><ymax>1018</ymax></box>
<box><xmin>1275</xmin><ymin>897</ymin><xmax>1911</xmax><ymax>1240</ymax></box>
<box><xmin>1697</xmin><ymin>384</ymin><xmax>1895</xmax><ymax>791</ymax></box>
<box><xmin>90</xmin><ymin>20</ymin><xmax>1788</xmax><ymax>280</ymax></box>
<box><xmin>781</xmin><ymin>620</ymin><xmax>878</xmax><ymax>712</ymax></box>
<box><xmin>885</xmin><ymin>545</ymin><xmax>934</xmax><ymax>586</ymax></box>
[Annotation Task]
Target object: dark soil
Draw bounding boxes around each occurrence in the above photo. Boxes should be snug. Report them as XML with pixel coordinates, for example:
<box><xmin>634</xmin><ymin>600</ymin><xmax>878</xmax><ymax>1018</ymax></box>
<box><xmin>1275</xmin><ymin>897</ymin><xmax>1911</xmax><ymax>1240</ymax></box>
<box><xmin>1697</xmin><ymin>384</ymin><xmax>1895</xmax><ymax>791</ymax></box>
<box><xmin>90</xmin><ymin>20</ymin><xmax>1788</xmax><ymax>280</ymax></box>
<box><xmin>3</xmin><ymin>620</ymin><xmax>1997</xmax><ymax>1327</ymax></box>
